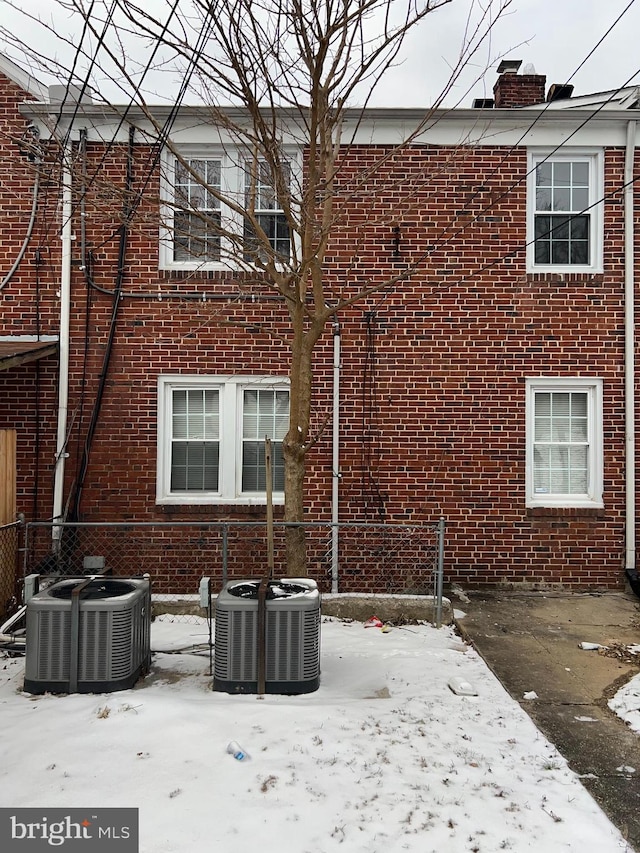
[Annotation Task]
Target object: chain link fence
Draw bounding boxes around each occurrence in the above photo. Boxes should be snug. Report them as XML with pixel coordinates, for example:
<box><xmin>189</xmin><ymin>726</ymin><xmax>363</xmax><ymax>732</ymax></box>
<box><xmin>0</xmin><ymin>520</ymin><xmax>21</xmax><ymax>619</ymax></box>
<box><xmin>21</xmin><ymin>520</ymin><xmax>444</xmax><ymax>622</ymax></box>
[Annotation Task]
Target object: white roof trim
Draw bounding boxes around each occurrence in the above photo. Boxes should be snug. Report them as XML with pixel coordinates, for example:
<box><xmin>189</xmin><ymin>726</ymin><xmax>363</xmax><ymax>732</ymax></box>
<box><xmin>0</xmin><ymin>53</ymin><xmax>48</xmax><ymax>101</ymax></box>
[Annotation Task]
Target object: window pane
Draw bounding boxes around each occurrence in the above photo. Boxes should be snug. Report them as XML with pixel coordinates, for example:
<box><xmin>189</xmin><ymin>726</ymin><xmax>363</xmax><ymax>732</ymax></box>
<box><xmin>244</xmin><ymin>160</ymin><xmax>291</xmax><ymax>261</ymax></box>
<box><xmin>241</xmin><ymin>388</ymin><xmax>289</xmax><ymax>492</ymax></box>
<box><xmin>536</xmin><ymin>393</ymin><xmax>551</xmax><ymax>416</ymax></box>
<box><xmin>174</xmin><ymin>211</ymin><xmax>221</xmax><ymax>262</ymax></box>
<box><xmin>171</xmin><ymin>442</ymin><xmax>219</xmax><ymax>491</ymax></box>
<box><xmin>536</xmin><ymin>189</ymin><xmax>552</xmax><ymax>211</ymax></box>
<box><xmin>532</xmin><ymin>389</ymin><xmax>591</xmax><ymax>497</ymax></box>
<box><xmin>571</xmin><ymin>393</ymin><xmax>587</xmax><ymax>417</ymax></box>
<box><xmin>551</xmin><ymin>393</ymin><xmax>570</xmax><ymax>416</ymax></box>
<box><xmin>552</xmin><ymin>188</ymin><xmax>571</xmax><ymax>211</ymax></box>
<box><xmin>170</xmin><ymin>389</ymin><xmax>219</xmax><ymax>492</ymax></box>
<box><xmin>571</xmin><ymin>216</ymin><xmax>589</xmax><ymax>239</ymax></box>
<box><xmin>552</xmin><ymin>218</ymin><xmax>570</xmax><ymax>241</ymax></box>
<box><xmin>536</xmin><ymin>162</ymin><xmax>552</xmax><ymax>186</ymax></box>
<box><xmin>553</xmin><ymin>162</ymin><xmax>572</xmax><ymax>186</ymax></box>
<box><xmin>568</xmin><ymin>446</ymin><xmax>588</xmax><ymax>492</ymax></box>
<box><xmin>534</xmin><ymin>239</ymin><xmax>550</xmax><ymax>265</ymax></box>
<box><xmin>549</xmin><ymin>445</ymin><xmax>570</xmax><ymax>492</ymax></box>
<box><xmin>570</xmin><ymin>240</ymin><xmax>589</xmax><ymax>265</ymax></box>
<box><xmin>173</xmin><ymin>158</ymin><xmax>221</xmax><ymax>263</ymax></box>
<box><xmin>535</xmin><ymin>216</ymin><xmax>550</xmax><ymax>239</ymax></box>
<box><xmin>243</xmin><ymin>389</ymin><xmax>289</xmax><ymax>440</ymax></box>
<box><xmin>551</xmin><ymin>417</ymin><xmax>570</xmax><ymax>441</ymax></box>
<box><xmin>533</xmin><ymin>446</ymin><xmax>550</xmax><ymax>493</ymax></box>
<box><xmin>572</xmin><ymin>187</ymin><xmax>589</xmax><ymax>211</ymax></box>
<box><xmin>551</xmin><ymin>240</ymin><xmax>569</xmax><ymax>264</ymax></box>
<box><xmin>173</xmin><ymin>389</ymin><xmax>219</xmax><ymax>440</ymax></box>
<box><xmin>242</xmin><ymin>441</ymin><xmax>285</xmax><ymax>492</ymax></box>
<box><xmin>572</xmin><ymin>162</ymin><xmax>589</xmax><ymax>185</ymax></box>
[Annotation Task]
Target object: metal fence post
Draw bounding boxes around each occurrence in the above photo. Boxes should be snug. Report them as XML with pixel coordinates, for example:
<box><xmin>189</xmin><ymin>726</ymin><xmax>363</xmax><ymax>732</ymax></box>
<box><xmin>331</xmin><ymin>522</ymin><xmax>339</xmax><ymax>593</ymax></box>
<box><xmin>222</xmin><ymin>523</ymin><xmax>228</xmax><ymax>587</ymax></box>
<box><xmin>435</xmin><ymin>517</ymin><xmax>445</xmax><ymax>629</ymax></box>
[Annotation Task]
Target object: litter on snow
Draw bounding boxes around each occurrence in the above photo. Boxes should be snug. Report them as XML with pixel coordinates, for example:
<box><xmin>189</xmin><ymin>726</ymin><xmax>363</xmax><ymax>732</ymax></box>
<box><xmin>448</xmin><ymin>676</ymin><xmax>478</xmax><ymax>696</ymax></box>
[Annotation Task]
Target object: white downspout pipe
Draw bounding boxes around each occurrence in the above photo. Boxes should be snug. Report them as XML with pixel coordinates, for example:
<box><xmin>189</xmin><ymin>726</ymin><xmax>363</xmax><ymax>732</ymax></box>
<box><xmin>624</xmin><ymin>120</ymin><xmax>637</xmax><ymax>573</ymax></box>
<box><xmin>52</xmin><ymin>143</ymin><xmax>73</xmax><ymax>551</ymax></box>
<box><xmin>331</xmin><ymin>320</ymin><xmax>341</xmax><ymax>593</ymax></box>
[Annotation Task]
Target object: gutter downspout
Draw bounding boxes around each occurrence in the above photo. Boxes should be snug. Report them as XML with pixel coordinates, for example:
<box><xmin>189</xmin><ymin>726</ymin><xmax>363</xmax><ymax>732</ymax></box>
<box><xmin>625</xmin><ymin>120</ymin><xmax>637</xmax><ymax>575</ymax></box>
<box><xmin>331</xmin><ymin>320</ymin><xmax>341</xmax><ymax>593</ymax></box>
<box><xmin>52</xmin><ymin>143</ymin><xmax>73</xmax><ymax>551</ymax></box>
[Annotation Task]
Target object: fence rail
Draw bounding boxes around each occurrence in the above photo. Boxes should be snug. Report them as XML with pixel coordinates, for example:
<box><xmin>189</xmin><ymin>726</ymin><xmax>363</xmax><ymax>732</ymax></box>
<box><xmin>22</xmin><ymin>519</ymin><xmax>445</xmax><ymax>622</ymax></box>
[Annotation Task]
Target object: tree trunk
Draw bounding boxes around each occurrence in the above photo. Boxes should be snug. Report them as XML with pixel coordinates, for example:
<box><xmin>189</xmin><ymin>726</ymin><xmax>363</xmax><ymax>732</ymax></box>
<box><xmin>282</xmin><ymin>306</ymin><xmax>323</xmax><ymax>577</ymax></box>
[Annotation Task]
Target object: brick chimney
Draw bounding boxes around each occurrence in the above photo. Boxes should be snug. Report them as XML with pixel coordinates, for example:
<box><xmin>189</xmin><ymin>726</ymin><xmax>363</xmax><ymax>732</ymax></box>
<box><xmin>493</xmin><ymin>60</ymin><xmax>546</xmax><ymax>108</ymax></box>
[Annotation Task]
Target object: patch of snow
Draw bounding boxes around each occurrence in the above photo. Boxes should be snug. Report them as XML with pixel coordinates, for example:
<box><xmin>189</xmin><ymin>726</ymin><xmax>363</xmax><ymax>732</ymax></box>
<box><xmin>609</xmin><ymin>671</ymin><xmax>640</xmax><ymax>733</ymax></box>
<box><xmin>0</xmin><ymin>617</ymin><xmax>628</xmax><ymax>852</ymax></box>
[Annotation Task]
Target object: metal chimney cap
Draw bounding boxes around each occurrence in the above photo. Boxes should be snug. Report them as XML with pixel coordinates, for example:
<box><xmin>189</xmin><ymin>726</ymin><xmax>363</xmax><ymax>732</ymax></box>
<box><xmin>497</xmin><ymin>59</ymin><xmax>523</xmax><ymax>74</ymax></box>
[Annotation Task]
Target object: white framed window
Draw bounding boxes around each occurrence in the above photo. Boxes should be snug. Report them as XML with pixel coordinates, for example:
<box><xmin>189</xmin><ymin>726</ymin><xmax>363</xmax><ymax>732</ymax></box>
<box><xmin>243</xmin><ymin>160</ymin><xmax>291</xmax><ymax>262</ymax></box>
<box><xmin>160</xmin><ymin>147</ymin><xmax>296</xmax><ymax>270</ymax></box>
<box><xmin>525</xmin><ymin>378</ymin><xmax>603</xmax><ymax>508</ymax></box>
<box><xmin>157</xmin><ymin>375</ymin><xmax>290</xmax><ymax>504</ymax></box>
<box><xmin>527</xmin><ymin>149</ymin><xmax>603</xmax><ymax>273</ymax></box>
<box><xmin>173</xmin><ymin>158</ymin><xmax>221</xmax><ymax>263</ymax></box>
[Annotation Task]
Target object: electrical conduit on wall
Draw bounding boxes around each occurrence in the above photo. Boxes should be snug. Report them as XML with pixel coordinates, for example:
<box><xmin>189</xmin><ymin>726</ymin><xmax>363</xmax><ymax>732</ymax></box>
<box><xmin>625</xmin><ymin>119</ymin><xmax>637</xmax><ymax>574</ymax></box>
<box><xmin>52</xmin><ymin>143</ymin><xmax>73</xmax><ymax>551</ymax></box>
<box><xmin>331</xmin><ymin>320</ymin><xmax>341</xmax><ymax>593</ymax></box>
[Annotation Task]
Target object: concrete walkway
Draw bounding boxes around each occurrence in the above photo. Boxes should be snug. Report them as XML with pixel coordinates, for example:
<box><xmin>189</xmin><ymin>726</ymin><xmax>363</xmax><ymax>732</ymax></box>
<box><xmin>456</xmin><ymin>591</ymin><xmax>640</xmax><ymax>852</ymax></box>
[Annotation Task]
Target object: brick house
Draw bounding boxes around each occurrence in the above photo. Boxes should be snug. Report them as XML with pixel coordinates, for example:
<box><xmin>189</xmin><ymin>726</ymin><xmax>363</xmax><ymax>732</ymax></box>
<box><xmin>1</xmin><ymin>54</ymin><xmax>639</xmax><ymax>595</ymax></box>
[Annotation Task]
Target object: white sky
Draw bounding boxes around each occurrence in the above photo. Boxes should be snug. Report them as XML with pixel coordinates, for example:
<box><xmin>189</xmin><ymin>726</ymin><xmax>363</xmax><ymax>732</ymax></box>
<box><xmin>0</xmin><ymin>0</ymin><xmax>639</xmax><ymax>108</ymax></box>
<box><xmin>0</xmin><ymin>613</ymin><xmax>634</xmax><ymax>851</ymax></box>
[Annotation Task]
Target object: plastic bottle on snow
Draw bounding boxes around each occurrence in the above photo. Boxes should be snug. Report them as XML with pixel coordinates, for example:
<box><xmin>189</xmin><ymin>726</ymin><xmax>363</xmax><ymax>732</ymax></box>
<box><xmin>227</xmin><ymin>741</ymin><xmax>249</xmax><ymax>761</ymax></box>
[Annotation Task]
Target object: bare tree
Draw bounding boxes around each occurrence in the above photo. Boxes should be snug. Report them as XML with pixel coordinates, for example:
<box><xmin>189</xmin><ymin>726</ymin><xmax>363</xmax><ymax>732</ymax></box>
<box><xmin>2</xmin><ymin>0</ymin><xmax>512</xmax><ymax>574</ymax></box>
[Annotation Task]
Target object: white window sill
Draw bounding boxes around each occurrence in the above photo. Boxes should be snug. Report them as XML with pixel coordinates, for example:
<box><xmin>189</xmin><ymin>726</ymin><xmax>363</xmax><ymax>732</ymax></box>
<box><xmin>526</xmin><ymin>264</ymin><xmax>603</xmax><ymax>276</ymax></box>
<box><xmin>159</xmin><ymin>261</ymin><xmax>228</xmax><ymax>272</ymax></box>
<box><xmin>156</xmin><ymin>495</ymin><xmax>285</xmax><ymax>506</ymax></box>
<box><xmin>526</xmin><ymin>498</ymin><xmax>604</xmax><ymax>510</ymax></box>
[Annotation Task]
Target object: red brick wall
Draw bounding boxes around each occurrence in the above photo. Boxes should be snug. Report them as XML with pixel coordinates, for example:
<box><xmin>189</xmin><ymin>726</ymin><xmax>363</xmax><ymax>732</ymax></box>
<box><xmin>0</xmin><ymin>73</ymin><xmax>60</xmax><ymax>527</ymax></box>
<box><xmin>1</xmin><ymin>80</ymin><xmax>636</xmax><ymax>591</ymax></box>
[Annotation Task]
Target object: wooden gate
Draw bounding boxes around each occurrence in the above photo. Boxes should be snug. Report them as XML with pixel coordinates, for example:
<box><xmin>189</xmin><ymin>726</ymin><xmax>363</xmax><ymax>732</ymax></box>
<box><xmin>0</xmin><ymin>430</ymin><xmax>17</xmax><ymax>615</ymax></box>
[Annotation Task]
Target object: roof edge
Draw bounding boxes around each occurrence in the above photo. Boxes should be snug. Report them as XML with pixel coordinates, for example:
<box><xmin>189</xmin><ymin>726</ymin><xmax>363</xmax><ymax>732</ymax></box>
<box><xmin>0</xmin><ymin>53</ymin><xmax>48</xmax><ymax>101</ymax></box>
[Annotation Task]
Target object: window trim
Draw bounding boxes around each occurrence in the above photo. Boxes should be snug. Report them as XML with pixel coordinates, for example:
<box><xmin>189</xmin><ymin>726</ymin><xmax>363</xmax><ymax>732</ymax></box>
<box><xmin>157</xmin><ymin>375</ymin><xmax>290</xmax><ymax>505</ymax></box>
<box><xmin>526</xmin><ymin>148</ymin><xmax>604</xmax><ymax>274</ymax></box>
<box><xmin>159</xmin><ymin>145</ymin><xmax>300</xmax><ymax>271</ymax></box>
<box><xmin>525</xmin><ymin>377</ymin><xmax>603</xmax><ymax>509</ymax></box>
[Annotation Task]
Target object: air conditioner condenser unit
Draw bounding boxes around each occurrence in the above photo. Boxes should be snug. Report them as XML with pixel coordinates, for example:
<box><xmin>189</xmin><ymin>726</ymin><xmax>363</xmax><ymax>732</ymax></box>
<box><xmin>213</xmin><ymin>578</ymin><xmax>320</xmax><ymax>695</ymax></box>
<box><xmin>24</xmin><ymin>577</ymin><xmax>151</xmax><ymax>695</ymax></box>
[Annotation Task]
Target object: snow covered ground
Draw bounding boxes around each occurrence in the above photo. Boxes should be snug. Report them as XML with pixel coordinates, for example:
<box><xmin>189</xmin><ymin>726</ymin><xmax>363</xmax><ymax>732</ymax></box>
<box><xmin>0</xmin><ymin>615</ymin><xmax>634</xmax><ymax>852</ymax></box>
<box><xmin>609</xmin><ymin>652</ymin><xmax>640</xmax><ymax>736</ymax></box>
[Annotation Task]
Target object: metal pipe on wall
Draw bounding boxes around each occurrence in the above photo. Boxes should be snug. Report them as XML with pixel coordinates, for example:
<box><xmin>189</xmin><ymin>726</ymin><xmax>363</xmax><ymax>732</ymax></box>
<box><xmin>331</xmin><ymin>320</ymin><xmax>341</xmax><ymax>593</ymax></box>
<box><xmin>52</xmin><ymin>144</ymin><xmax>73</xmax><ymax>550</ymax></box>
<box><xmin>624</xmin><ymin>120</ymin><xmax>637</xmax><ymax>574</ymax></box>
